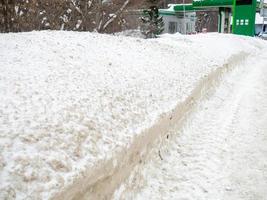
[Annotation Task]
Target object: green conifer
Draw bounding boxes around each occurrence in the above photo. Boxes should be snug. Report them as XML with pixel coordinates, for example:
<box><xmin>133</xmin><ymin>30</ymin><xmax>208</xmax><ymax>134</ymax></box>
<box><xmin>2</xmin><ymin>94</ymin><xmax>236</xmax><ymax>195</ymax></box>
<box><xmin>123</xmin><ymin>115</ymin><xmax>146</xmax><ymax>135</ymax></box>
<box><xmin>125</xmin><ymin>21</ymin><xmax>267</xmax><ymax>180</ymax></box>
<box><xmin>141</xmin><ymin>6</ymin><xmax>164</xmax><ymax>38</ymax></box>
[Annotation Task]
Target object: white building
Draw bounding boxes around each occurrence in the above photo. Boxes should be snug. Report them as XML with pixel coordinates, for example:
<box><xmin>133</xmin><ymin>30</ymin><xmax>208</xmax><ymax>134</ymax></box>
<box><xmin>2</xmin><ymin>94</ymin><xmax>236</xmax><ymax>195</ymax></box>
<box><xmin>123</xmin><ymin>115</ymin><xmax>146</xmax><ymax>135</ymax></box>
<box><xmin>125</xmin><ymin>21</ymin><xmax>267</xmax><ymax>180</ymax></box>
<box><xmin>255</xmin><ymin>13</ymin><xmax>267</xmax><ymax>34</ymax></box>
<box><xmin>159</xmin><ymin>4</ymin><xmax>197</xmax><ymax>34</ymax></box>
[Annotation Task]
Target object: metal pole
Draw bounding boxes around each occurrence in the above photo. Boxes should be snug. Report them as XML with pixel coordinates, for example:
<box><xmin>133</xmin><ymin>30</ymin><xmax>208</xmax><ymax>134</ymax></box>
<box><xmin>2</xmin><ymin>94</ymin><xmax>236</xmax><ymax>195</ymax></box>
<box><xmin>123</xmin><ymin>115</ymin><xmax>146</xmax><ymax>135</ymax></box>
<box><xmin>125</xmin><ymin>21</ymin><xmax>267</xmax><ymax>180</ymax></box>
<box><xmin>261</xmin><ymin>0</ymin><xmax>264</xmax><ymax>33</ymax></box>
<box><xmin>183</xmin><ymin>0</ymin><xmax>186</xmax><ymax>34</ymax></box>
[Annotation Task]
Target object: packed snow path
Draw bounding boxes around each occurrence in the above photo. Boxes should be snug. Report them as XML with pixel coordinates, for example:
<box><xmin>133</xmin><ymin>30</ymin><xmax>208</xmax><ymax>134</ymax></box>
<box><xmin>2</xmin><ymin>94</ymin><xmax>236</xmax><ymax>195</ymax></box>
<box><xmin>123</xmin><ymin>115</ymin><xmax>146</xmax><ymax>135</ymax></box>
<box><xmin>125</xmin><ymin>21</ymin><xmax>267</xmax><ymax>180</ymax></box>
<box><xmin>114</xmin><ymin>51</ymin><xmax>267</xmax><ymax>199</ymax></box>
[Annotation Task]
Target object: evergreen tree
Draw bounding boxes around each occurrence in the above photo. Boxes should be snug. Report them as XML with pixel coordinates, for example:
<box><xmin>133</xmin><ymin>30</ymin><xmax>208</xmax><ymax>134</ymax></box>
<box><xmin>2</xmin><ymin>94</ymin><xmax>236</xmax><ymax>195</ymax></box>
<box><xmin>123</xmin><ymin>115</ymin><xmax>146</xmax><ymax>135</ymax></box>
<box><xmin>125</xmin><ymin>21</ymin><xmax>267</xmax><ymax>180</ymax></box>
<box><xmin>141</xmin><ymin>6</ymin><xmax>164</xmax><ymax>38</ymax></box>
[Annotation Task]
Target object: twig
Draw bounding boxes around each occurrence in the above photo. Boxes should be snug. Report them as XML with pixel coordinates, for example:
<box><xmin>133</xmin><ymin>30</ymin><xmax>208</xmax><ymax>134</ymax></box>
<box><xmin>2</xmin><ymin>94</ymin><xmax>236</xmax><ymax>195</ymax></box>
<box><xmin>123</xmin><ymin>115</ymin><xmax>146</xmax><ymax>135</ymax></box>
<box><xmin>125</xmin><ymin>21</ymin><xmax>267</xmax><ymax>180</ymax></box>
<box><xmin>158</xmin><ymin>150</ymin><xmax>163</xmax><ymax>160</ymax></box>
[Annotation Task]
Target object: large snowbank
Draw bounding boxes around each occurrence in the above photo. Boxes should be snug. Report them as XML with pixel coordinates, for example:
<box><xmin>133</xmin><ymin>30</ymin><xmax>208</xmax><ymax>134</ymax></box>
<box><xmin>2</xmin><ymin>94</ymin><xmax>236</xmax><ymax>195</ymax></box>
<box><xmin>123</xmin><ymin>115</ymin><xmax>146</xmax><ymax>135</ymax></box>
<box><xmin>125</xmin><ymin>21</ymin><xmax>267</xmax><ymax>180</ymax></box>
<box><xmin>113</xmin><ymin>44</ymin><xmax>267</xmax><ymax>200</ymax></box>
<box><xmin>0</xmin><ymin>31</ymin><xmax>265</xmax><ymax>199</ymax></box>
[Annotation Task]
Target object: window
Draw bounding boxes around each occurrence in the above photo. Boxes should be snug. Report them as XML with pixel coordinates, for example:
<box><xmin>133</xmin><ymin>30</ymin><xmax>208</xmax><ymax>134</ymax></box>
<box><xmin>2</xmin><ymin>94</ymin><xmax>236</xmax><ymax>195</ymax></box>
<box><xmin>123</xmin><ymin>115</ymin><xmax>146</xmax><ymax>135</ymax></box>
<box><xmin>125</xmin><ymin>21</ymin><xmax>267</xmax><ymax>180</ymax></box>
<box><xmin>168</xmin><ymin>22</ymin><xmax>177</xmax><ymax>34</ymax></box>
<box><xmin>186</xmin><ymin>23</ymin><xmax>191</xmax><ymax>33</ymax></box>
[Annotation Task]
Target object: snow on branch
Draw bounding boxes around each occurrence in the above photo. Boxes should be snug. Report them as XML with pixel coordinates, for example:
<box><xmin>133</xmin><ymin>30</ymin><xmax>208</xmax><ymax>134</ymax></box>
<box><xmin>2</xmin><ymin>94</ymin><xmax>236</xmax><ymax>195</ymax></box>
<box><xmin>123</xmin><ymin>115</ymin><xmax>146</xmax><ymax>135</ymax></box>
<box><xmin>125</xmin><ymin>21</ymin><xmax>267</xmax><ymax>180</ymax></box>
<box><xmin>102</xmin><ymin>0</ymin><xmax>130</xmax><ymax>31</ymax></box>
<box><xmin>71</xmin><ymin>0</ymin><xmax>83</xmax><ymax>15</ymax></box>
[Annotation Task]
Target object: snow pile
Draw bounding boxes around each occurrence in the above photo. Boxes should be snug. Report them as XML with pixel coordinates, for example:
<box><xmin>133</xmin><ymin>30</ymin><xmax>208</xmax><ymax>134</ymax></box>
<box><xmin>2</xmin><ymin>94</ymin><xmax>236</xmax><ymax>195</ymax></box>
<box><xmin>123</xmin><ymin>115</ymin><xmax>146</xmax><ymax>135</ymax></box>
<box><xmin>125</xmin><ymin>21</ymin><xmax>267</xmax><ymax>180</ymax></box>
<box><xmin>113</xmin><ymin>46</ymin><xmax>267</xmax><ymax>200</ymax></box>
<box><xmin>0</xmin><ymin>31</ymin><xmax>264</xmax><ymax>200</ymax></box>
<box><xmin>114</xmin><ymin>29</ymin><xmax>145</xmax><ymax>38</ymax></box>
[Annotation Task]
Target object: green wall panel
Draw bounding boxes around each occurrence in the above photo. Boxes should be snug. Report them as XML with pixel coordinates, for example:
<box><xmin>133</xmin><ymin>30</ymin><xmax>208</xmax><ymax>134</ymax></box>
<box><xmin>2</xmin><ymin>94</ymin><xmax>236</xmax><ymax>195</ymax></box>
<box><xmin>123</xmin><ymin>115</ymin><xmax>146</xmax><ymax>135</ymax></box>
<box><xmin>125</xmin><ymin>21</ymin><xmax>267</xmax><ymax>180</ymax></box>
<box><xmin>232</xmin><ymin>0</ymin><xmax>257</xmax><ymax>36</ymax></box>
<box><xmin>193</xmin><ymin>0</ymin><xmax>233</xmax><ymax>7</ymax></box>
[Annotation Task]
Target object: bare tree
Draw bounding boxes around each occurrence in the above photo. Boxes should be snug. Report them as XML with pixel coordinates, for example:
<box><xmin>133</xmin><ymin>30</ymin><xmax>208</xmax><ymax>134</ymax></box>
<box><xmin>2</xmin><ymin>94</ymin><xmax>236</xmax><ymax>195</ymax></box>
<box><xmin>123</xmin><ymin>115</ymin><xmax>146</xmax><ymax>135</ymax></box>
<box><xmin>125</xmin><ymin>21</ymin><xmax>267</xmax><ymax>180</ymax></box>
<box><xmin>1</xmin><ymin>0</ymin><xmax>15</xmax><ymax>32</ymax></box>
<box><xmin>0</xmin><ymin>0</ymin><xmax>132</xmax><ymax>33</ymax></box>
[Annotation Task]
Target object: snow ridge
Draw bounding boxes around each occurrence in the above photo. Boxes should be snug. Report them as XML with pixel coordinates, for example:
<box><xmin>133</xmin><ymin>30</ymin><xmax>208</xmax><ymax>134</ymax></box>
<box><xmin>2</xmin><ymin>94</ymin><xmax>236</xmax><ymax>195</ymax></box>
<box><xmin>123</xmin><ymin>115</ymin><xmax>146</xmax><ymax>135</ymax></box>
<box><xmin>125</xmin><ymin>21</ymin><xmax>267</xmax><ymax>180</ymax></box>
<box><xmin>0</xmin><ymin>31</ymin><xmax>264</xmax><ymax>200</ymax></box>
<box><xmin>115</xmin><ymin>49</ymin><xmax>267</xmax><ymax>200</ymax></box>
<box><xmin>57</xmin><ymin>52</ymin><xmax>249</xmax><ymax>200</ymax></box>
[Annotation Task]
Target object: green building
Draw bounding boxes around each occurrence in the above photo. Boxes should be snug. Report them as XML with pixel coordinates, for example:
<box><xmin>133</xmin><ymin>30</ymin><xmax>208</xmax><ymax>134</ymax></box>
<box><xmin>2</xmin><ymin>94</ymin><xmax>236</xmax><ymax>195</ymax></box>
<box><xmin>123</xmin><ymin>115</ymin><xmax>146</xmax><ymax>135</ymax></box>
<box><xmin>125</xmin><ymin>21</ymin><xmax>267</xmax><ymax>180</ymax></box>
<box><xmin>159</xmin><ymin>0</ymin><xmax>267</xmax><ymax>36</ymax></box>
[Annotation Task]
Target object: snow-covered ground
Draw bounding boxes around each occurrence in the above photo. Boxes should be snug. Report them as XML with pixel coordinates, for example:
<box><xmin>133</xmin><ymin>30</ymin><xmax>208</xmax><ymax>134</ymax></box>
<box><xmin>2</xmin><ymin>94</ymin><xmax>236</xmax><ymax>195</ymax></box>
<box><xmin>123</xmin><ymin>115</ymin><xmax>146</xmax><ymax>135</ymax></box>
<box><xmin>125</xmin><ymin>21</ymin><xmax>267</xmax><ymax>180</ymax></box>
<box><xmin>114</xmin><ymin>45</ymin><xmax>267</xmax><ymax>200</ymax></box>
<box><xmin>0</xmin><ymin>31</ymin><xmax>266</xmax><ymax>200</ymax></box>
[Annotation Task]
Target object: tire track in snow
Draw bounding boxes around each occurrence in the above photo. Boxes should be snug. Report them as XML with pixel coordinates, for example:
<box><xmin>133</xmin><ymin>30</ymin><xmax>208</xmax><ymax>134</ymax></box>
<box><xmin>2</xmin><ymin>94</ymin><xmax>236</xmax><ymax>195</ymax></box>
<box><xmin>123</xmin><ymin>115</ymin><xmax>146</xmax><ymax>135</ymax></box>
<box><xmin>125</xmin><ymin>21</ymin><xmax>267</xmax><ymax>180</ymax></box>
<box><xmin>114</xmin><ymin>53</ymin><xmax>267</xmax><ymax>200</ymax></box>
<box><xmin>65</xmin><ymin>53</ymin><xmax>249</xmax><ymax>200</ymax></box>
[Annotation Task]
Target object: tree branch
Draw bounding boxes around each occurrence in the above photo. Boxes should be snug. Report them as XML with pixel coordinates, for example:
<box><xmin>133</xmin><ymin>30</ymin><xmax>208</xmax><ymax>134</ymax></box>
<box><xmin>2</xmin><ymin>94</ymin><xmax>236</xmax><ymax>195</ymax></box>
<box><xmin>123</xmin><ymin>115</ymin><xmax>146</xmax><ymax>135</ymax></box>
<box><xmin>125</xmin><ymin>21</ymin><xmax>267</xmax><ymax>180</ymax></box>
<box><xmin>102</xmin><ymin>0</ymin><xmax>130</xmax><ymax>31</ymax></box>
